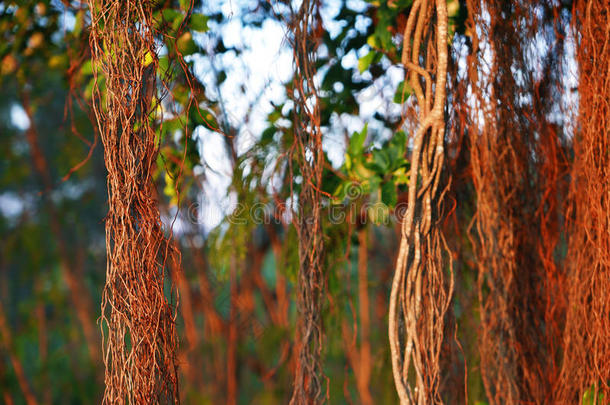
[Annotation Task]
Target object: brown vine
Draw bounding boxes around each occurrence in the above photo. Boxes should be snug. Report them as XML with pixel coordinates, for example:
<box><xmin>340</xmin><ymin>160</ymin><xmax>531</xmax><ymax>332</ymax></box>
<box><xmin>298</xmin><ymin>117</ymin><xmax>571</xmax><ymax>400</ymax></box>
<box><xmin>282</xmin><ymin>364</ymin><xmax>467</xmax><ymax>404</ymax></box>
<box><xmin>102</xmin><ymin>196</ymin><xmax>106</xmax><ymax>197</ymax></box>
<box><xmin>388</xmin><ymin>0</ymin><xmax>453</xmax><ymax>403</ymax></box>
<box><xmin>287</xmin><ymin>0</ymin><xmax>326</xmax><ymax>403</ymax></box>
<box><xmin>87</xmin><ymin>0</ymin><xmax>180</xmax><ymax>403</ymax></box>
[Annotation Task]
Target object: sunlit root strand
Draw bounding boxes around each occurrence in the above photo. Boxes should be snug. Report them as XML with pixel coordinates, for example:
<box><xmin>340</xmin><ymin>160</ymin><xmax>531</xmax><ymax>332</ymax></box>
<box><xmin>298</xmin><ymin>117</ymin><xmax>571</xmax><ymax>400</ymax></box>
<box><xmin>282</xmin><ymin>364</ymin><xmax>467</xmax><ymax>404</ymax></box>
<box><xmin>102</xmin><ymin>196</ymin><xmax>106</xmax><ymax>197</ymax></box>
<box><xmin>388</xmin><ymin>0</ymin><xmax>453</xmax><ymax>403</ymax></box>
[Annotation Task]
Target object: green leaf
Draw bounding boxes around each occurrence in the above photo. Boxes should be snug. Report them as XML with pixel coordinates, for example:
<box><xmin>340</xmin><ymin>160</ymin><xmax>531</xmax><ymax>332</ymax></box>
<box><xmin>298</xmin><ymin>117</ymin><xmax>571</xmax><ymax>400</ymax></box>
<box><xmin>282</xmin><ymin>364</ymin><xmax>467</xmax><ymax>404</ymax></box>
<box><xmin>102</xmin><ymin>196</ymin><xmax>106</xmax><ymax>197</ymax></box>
<box><xmin>190</xmin><ymin>13</ymin><xmax>209</xmax><ymax>32</ymax></box>
<box><xmin>390</xmin><ymin>130</ymin><xmax>407</xmax><ymax>152</ymax></box>
<box><xmin>366</xmin><ymin>35</ymin><xmax>380</xmax><ymax>49</ymax></box>
<box><xmin>387</xmin><ymin>130</ymin><xmax>407</xmax><ymax>167</ymax></box>
<box><xmin>268</xmin><ymin>109</ymin><xmax>282</xmax><ymax>124</ymax></box>
<box><xmin>393</xmin><ymin>81</ymin><xmax>412</xmax><ymax>104</ymax></box>
<box><xmin>381</xmin><ymin>181</ymin><xmax>397</xmax><ymax>207</ymax></box>
<box><xmin>332</xmin><ymin>181</ymin><xmax>349</xmax><ymax>202</ymax></box>
<box><xmin>392</xmin><ymin>166</ymin><xmax>410</xmax><ymax>185</ymax></box>
<box><xmin>192</xmin><ymin>108</ymin><xmax>219</xmax><ymax>130</ymax></box>
<box><xmin>344</xmin><ymin>153</ymin><xmax>352</xmax><ymax>170</ymax></box>
<box><xmin>582</xmin><ymin>384</ymin><xmax>605</xmax><ymax>405</ymax></box>
<box><xmin>373</xmin><ymin>15</ymin><xmax>393</xmax><ymax>51</ymax></box>
<box><xmin>158</xmin><ymin>56</ymin><xmax>173</xmax><ymax>80</ymax></box>
<box><xmin>160</xmin><ymin>9</ymin><xmax>186</xmax><ymax>33</ymax></box>
<box><xmin>348</xmin><ymin>124</ymin><xmax>367</xmax><ymax>157</ymax></box>
<box><xmin>177</xmin><ymin>32</ymin><xmax>198</xmax><ymax>56</ymax></box>
<box><xmin>358</xmin><ymin>50</ymin><xmax>376</xmax><ymax>73</ymax></box>
<box><xmin>163</xmin><ymin>172</ymin><xmax>178</xmax><ymax>207</ymax></box>
<box><xmin>369</xmin><ymin>149</ymin><xmax>390</xmax><ymax>173</ymax></box>
<box><xmin>162</xmin><ymin>9</ymin><xmax>182</xmax><ymax>23</ymax></box>
<box><xmin>367</xmin><ymin>175</ymin><xmax>381</xmax><ymax>194</ymax></box>
<box><xmin>353</xmin><ymin>161</ymin><xmax>375</xmax><ymax>181</ymax></box>
<box><xmin>80</xmin><ymin>60</ymin><xmax>93</xmax><ymax>76</ymax></box>
<box><xmin>261</xmin><ymin>127</ymin><xmax>275</xmax><ymax>145</ymax></box>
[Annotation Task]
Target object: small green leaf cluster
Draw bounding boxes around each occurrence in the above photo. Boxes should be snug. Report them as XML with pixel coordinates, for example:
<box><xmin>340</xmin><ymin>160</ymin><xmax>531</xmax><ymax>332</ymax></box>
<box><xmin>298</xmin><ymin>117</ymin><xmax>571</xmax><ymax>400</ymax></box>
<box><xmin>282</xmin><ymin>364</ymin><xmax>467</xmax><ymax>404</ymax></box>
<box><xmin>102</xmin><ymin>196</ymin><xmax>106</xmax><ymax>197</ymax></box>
<box><xmin>333</xmin><ymin>125</ymin><xmax>409</xmax><ymax>214</ymax></box>
<box><xmin>583</xmin><ymin>384</ymin><xmax>606</xmax><ymax>405</ymax></box>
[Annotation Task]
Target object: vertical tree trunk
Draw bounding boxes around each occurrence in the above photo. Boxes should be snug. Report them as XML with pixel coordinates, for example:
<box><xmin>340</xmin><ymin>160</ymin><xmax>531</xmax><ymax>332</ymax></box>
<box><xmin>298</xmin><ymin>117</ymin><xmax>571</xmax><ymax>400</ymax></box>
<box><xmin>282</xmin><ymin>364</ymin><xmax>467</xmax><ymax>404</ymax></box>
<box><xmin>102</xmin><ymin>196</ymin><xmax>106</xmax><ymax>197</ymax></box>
<box><xmin>227</xmin><ymin>258</ymin><xmax>238</xmax><ymax>405</ymax></box>
<box><xmin>356</xmin><ymin>228</ymin><xmax>373</xmax><ymax>405</ymax></box>
<box><xmin>0</xmin><ymin>302</ymin><xmax>38</xmax><ymax>405</ymax></box>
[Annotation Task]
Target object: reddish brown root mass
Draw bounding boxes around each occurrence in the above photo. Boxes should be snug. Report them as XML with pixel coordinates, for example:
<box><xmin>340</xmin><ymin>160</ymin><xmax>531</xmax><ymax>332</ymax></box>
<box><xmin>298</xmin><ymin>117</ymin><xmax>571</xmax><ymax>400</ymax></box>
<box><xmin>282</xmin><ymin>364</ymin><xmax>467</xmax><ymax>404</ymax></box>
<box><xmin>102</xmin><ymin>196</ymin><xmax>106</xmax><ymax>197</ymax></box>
<box><xmin>87</xmin><ymin>0</ymin><xmax>180</xmax><ymax>403</ymax></box>
<box><xmin>458</xmin><ymin>1</ymin><xmax>572</xmax><ymax>403</ymax></box>
<box><xmin>557</xmin><ymin>1</ymin><xmax>610</xmax><ymax>402</ymax></box>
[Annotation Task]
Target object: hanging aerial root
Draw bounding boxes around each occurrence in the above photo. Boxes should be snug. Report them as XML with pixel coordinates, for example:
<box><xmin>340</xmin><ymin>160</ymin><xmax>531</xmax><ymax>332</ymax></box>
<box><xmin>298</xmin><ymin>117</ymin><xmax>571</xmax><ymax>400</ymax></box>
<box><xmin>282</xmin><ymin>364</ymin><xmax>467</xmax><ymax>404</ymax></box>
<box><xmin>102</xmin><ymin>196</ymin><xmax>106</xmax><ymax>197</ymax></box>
<box><xmin>460</xmin><ymin>0</ymin><xmax>567</xmax><ymax>404</ymax></box>
<box><xmin>461</xmin><ymin>1</ymin><xmax>571</xmax><ymax>403</ymax></box>
<box><xmin>388</xmin><ymin>1</ymin><xmax>453</xmax><ymax>404</ymax></box>
<box><xmin>287</xmin><ymin>0</ymin><xmax>326</xmax><ymax>404</ymax></box>
<box><xmin>87</xmin><ymin>0</ymin><xmax>180</xmax><ymax>403</ymax></box>
<box><xmin>557</xmin><ymin>1</ymin><xmax>610</xmax><ymax>402</ymax></box>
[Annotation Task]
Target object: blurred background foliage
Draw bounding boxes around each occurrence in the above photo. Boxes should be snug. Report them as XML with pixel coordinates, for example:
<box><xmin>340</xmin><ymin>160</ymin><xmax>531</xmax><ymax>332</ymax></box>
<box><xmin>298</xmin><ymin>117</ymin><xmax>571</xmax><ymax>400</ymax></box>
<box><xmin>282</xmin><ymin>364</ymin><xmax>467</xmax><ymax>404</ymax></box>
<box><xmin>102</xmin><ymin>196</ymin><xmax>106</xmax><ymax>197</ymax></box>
<box><xmin>0</xmin><ymin>0</ymin><xmax>478</xmax><ymax>403</ymax></box>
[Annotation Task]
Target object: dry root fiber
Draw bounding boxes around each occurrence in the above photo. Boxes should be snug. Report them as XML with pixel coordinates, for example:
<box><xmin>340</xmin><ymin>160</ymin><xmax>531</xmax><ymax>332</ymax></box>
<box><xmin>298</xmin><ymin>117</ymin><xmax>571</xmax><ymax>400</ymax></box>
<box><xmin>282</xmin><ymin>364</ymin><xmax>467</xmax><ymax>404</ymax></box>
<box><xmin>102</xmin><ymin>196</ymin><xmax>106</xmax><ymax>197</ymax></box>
<box><xmin>557</xmin><ymin>1</ymin><xmax>610</xmax><ymax>402</ymax></box>
<box><xmin>287</xmin><ymin>1</ymin><xmax>326</xmax><ymax>404</ymax></box>
<box><xmin>461</xmin><ymin>1</ymin><xmax>571</xmax><ymax>403</ymax></box>
<box><xmin>388</xmin><ymin>1</ymin><xmax>454</xmax><ymax>403</ymax></box>
<box><xmin>87</xmin><ymin>0</ymin><xmax>179</xmax><ymax>403</ymax></box>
